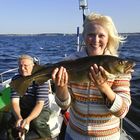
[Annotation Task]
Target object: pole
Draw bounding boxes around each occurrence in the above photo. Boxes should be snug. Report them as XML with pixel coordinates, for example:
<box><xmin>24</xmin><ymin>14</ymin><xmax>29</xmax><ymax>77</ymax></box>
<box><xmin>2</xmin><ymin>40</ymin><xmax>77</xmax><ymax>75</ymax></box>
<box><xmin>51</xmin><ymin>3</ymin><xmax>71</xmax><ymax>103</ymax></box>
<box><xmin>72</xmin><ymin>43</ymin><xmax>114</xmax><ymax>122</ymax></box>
<box><xmin>82</xmin><ymin>7</ymin><xmax>86</xmax><ymax>23</ymax></box>
<box><xmin>76</xmin><ymin>27</ymin><xmax>80</xmax><ymax>52</ymax></box>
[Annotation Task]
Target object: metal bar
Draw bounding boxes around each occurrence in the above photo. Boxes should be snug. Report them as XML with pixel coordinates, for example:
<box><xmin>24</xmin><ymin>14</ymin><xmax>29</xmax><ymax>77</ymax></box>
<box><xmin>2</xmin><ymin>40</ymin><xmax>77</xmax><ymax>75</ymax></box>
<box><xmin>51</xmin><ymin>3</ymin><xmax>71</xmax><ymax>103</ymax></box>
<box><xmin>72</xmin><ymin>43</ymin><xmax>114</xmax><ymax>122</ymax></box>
<box><xmin>124</xmin><ymin>117</ymin><xmax>140</xmax><ymax>131</ymax></box>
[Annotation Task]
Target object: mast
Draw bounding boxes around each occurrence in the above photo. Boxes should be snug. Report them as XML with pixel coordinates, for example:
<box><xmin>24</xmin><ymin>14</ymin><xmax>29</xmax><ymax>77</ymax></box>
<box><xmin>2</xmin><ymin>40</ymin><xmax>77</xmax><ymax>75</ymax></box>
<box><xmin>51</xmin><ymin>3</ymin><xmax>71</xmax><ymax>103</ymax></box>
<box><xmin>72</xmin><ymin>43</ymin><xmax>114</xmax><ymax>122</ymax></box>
<box><xmin>77</xmin><ymin>0</ymin><xmax>88</xmax><ymax>52</ymax></box>
<box><xmin>79</xmin><ymin>0</ymin><xmax>88</xmax><ymax>23</ymax></box>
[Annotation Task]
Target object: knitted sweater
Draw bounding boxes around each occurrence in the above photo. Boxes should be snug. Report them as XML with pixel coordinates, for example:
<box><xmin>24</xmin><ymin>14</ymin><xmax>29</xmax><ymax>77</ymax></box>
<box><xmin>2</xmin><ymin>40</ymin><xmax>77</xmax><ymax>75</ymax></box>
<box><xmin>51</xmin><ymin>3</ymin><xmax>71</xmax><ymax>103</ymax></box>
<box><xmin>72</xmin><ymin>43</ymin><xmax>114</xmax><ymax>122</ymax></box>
<box><xmin>56</xmin><ymin>50</ymin><xmax>132</xmax><ymax>140</ymax></box>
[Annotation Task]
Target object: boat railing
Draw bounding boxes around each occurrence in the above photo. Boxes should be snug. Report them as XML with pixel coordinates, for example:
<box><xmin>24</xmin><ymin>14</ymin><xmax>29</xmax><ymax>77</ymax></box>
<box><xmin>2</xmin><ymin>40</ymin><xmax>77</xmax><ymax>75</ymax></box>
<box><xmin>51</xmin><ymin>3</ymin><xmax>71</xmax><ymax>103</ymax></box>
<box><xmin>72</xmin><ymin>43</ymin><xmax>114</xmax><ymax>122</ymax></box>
<box><xmin>0</xmin><ymin>68</ymin><xmax>18</xmax><ymax>89</ymax></box>
<box><xmin>122</xmin><ymin>117</ymin><xmax>140</xmax><ymax>139</ymax></box>
<box><xmin>124</xmin><ymin>117</ymin><xmax>140</xmax><ymax>132</ymax></box>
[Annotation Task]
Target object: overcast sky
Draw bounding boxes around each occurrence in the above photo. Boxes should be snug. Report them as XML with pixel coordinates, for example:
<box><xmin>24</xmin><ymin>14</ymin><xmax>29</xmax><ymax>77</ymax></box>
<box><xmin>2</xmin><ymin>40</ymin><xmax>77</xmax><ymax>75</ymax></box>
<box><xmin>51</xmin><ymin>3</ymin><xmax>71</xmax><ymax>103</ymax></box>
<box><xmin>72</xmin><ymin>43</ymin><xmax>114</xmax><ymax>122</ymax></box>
<box><xmin>0</xmin><ymin>0</ymin><xmax>139</xmax><ymax>34</ymax></box>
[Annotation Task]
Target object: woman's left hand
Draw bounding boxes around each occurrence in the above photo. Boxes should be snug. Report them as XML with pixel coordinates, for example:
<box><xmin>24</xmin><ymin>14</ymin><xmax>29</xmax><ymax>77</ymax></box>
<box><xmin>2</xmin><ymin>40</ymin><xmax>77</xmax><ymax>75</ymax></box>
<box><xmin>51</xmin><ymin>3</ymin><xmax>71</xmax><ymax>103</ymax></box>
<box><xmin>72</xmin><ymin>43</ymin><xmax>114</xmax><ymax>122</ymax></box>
<box><xmin>89</xmin><ymin>64</ymin><xmax>116</xmax><ymax>103</ymax></box>
<box><xmin>89</xmin><ymin>64</ymin><xmax>108</xmax><ymax>87</ymax></box>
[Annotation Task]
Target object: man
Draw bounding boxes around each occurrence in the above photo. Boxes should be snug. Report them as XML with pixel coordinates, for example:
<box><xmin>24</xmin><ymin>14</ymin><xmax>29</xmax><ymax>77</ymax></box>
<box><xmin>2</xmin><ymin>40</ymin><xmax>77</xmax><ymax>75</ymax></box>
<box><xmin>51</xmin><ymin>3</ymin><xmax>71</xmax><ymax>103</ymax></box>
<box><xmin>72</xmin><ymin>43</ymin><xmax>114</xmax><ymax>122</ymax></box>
<box><xmin>10</xmin><ymin>54</ymin><xmax>52</xmax><ymax>139</ymax></box>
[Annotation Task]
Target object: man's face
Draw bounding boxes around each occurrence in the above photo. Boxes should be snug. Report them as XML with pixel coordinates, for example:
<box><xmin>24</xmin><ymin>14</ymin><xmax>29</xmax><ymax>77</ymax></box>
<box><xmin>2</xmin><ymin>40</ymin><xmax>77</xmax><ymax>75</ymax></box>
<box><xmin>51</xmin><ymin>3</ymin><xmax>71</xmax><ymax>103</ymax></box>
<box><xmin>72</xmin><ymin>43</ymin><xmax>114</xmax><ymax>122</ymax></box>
<box><xmin>18</xmin><ymin>58</ymin><xmax>34</xmax><ymax>76</ymax></box>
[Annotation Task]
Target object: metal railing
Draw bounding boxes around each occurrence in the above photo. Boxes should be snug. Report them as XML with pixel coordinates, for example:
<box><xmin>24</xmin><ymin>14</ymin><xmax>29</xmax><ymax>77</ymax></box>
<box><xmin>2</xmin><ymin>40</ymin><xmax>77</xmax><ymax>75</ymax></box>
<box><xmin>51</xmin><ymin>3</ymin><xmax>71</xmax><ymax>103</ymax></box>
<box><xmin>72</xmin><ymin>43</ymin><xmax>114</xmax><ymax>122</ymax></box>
<box><xmin>0</xmin><ymin>68</ymin><xmax>18</xmax><ymax>87</ymax></box>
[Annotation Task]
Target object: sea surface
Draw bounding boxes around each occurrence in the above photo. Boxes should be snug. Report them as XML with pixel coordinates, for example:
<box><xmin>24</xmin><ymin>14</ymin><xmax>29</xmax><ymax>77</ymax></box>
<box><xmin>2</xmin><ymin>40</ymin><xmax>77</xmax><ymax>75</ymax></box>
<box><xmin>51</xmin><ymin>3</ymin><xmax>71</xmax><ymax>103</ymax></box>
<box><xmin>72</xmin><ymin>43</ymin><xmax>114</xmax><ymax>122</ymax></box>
<box><xmin>0</xmin><ymin>33</ymin><xmax>140</xmax><ymax>138</ymax></box>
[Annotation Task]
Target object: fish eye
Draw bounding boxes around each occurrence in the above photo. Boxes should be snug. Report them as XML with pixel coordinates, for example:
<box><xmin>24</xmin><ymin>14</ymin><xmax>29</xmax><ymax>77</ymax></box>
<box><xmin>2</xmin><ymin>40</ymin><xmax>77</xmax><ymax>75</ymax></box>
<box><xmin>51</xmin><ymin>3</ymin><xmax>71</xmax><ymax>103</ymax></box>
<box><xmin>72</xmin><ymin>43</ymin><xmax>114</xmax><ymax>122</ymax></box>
<box><xmin>119</xmin><ymin>61</ymin><xmax>123</xmax><ymax>65</ymax></box>
<box><xmin>119</xmin><ymin>60</ymin><xmax>127</xmax><ymax>65</ymax></box>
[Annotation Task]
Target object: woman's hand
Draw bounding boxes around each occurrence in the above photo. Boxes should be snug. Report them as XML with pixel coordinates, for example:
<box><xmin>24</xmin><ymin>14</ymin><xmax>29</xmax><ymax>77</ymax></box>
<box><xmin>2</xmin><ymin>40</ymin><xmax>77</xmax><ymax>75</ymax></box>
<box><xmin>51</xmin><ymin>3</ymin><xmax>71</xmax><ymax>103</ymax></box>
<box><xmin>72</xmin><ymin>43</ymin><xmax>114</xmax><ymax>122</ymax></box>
<box><xmin>89</xmin><ymin>64</ymin><xmax>108</xmax><ymax>87</ymax></box>
<box><xmin>89</xmin><ymin>64</ymin><xmax>116</xmax><ymax>103</ymax></box>
<box><xmin>52</xmin><ymin>66</ymin><xmax>68</xmax><ymax>87</ymax></box>
<box><xmin>52</xmin><ymin>66</ymin><xmax>69</xmax><ymax>102</ymax></box>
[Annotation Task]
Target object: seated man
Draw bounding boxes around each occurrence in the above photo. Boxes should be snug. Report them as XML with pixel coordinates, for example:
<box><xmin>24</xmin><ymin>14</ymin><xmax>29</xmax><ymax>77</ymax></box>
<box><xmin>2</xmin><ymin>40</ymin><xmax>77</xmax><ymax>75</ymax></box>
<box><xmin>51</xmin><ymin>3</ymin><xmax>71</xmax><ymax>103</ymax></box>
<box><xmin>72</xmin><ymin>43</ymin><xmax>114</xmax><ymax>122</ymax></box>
<box><xmin>10</xmin><ymin>54</ymin><xmax>52</xmax><ymax>139</ymax></box>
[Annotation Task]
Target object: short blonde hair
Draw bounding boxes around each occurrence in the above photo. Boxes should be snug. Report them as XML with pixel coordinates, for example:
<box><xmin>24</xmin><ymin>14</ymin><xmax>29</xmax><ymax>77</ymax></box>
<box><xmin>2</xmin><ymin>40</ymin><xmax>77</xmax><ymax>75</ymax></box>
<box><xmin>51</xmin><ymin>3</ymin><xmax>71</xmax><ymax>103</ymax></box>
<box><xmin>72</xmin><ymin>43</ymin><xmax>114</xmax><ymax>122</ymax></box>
<box><xmin>83</xmin><ymin>13</ymin><xmax>125</xmax><ymax>55</ymax></box>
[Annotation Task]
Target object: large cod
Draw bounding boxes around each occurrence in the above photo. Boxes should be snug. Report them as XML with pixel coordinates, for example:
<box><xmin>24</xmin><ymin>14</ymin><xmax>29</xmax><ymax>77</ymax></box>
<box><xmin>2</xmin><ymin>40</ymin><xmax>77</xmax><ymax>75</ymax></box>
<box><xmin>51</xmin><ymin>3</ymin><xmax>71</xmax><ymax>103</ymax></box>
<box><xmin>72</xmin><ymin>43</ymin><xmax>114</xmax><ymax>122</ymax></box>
<box><xmin>10</xmin><ymin>55</ymin><xmax>135</xmax><ymax>95</ymax></box>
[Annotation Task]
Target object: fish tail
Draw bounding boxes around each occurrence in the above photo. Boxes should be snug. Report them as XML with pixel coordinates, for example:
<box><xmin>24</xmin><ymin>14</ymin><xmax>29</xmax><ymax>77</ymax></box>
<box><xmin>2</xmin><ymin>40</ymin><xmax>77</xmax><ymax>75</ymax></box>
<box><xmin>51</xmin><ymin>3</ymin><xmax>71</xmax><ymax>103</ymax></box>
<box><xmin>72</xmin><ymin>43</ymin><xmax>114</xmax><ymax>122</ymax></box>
<box><xmin>10</xmin><ymin>77</ymin><xmax>33</xmax><ymax>96</ymax></box>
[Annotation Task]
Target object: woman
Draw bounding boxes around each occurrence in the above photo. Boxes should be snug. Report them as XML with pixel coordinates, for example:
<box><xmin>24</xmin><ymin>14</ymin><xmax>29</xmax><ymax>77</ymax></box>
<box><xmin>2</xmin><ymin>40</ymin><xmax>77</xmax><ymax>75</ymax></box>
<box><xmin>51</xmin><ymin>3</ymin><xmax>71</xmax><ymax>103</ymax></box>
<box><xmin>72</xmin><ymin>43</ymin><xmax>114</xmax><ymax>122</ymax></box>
<box><xmin>52</xmin><ymin>13</ymin><xmax>133</xmax><ymax>140</ymax></box>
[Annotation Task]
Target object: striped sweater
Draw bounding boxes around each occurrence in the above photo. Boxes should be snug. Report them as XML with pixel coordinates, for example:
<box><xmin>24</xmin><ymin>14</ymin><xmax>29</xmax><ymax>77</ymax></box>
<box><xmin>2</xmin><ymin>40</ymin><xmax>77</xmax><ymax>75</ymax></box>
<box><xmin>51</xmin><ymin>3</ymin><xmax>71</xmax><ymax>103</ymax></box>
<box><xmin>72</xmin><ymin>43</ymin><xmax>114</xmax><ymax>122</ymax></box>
<box><xmin>56</xmin><ymin>50</ymin><xmax>132</xmax><ymax>140</ymax></box>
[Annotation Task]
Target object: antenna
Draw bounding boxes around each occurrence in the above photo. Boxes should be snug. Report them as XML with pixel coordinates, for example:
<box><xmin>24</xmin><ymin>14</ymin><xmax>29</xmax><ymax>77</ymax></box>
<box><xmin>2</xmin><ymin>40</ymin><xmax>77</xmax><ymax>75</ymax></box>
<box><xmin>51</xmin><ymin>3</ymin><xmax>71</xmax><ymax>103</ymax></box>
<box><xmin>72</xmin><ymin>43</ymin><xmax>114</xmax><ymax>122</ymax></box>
<box><xmin>79</xmin><ymin>0</ymin><xmax>88</xmax><ymax>22</ymax></box>
<box><xmin>76</xmin><ymin>0</ymin><xmax>88</xmax><ymax>52</ymax></box>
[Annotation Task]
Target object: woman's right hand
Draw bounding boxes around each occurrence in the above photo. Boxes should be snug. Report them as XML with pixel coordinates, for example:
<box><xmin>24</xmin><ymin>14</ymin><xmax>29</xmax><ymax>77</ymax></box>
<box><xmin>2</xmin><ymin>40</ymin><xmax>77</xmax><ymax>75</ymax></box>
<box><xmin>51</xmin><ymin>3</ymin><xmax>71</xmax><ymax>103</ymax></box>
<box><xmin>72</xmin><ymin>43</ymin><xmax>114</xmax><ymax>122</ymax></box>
<box><xmin>52</xmin><ymin>66</ymin><xmax>69</xmax><ymax>102</ymax></box>
<box><xmin>52</xmin><ymin>66</ymin><xmax>68</xmax><ymax>87</ymax></box>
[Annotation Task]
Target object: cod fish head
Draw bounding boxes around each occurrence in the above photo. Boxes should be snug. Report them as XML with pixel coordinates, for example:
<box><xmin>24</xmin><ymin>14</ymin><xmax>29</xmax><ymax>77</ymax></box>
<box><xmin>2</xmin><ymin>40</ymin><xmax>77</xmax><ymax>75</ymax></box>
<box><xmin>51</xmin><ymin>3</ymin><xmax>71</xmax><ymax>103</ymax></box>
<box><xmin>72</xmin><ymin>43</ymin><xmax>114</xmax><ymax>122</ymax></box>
<box><xmin>123</xmin><ymin>60</ymin><xmax>136</xmax><ymax>74</ymax></box>
<box><xmin>108</xmin><ymin>58</ymin><xmax>135</xmax><ymax>74</ymax></box>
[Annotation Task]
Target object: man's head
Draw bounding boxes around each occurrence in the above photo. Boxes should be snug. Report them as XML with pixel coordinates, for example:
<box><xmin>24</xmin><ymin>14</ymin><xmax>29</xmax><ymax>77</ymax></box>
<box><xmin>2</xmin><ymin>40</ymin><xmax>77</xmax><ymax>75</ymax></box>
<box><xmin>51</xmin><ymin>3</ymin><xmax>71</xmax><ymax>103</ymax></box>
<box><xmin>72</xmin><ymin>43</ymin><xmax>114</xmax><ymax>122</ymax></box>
<box><xmin>18</xmin><ymin>54</ymin><xmax>34</xmax><ymax>76</ymax></box>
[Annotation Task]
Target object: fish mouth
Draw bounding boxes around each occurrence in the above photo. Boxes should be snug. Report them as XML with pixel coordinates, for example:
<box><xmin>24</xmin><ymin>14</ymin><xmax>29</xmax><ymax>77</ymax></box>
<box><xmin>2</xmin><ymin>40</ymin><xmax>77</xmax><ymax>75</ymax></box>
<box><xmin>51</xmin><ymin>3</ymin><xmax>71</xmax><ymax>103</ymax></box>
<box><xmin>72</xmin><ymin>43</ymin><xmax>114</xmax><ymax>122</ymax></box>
<box><xmin>125</xmin><ymin>62</ymin><xmax>136</xmax><ymax>74</ymax></box>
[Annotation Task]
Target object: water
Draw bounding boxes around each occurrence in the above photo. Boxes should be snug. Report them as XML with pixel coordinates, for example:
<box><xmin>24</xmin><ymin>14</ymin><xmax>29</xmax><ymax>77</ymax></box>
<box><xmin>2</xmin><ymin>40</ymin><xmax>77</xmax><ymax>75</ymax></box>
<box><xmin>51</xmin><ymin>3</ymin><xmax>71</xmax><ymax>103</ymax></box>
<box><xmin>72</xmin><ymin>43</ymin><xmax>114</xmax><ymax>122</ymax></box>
<box><xmin>0</xmin><ymin>33</ymin><xmax>140</xmax><ymax>138</ymax></box>
<box><xmin>0</xmin><ymin>34</ymin><xmax>77</xmax><ymax>71</ymax></box>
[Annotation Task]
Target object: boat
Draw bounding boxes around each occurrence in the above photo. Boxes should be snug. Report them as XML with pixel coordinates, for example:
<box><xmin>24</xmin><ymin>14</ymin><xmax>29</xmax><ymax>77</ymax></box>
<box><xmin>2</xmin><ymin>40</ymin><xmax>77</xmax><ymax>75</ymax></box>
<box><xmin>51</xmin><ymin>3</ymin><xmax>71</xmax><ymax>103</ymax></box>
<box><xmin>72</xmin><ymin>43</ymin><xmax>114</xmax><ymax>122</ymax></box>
<box><xmin>0</xmin><ymin>0</ymin><xmax>139</xmax><ymax>140</ymax></box>
<box><xmin>0</xmin><ymin>68</ymin><xmax>139</xmax><ymax>140</ymax></box>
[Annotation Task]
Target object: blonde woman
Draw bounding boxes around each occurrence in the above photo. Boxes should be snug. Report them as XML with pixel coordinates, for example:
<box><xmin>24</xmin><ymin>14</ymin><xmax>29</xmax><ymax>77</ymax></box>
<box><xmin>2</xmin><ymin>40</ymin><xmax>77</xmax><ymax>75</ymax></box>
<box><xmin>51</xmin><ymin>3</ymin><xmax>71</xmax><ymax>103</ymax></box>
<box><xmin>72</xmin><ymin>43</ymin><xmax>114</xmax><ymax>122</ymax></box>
<box><xmin>52</xmin><ymin>13</ymin><xmax>133</xmax><ymax>140</ymax></box>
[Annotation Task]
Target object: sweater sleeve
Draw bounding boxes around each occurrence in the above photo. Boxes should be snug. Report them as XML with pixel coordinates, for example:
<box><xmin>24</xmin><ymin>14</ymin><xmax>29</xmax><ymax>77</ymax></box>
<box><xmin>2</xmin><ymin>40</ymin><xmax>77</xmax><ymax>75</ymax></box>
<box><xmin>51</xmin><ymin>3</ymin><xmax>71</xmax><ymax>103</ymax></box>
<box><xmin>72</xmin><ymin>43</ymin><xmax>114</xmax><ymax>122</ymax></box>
<box><xmin>55</xmin><ymin>92</ymin><xmax>71</xmax><ymax>109</ymax></box>
<box><xmin>108</xmin><ymin>74</ymin><xmax>132</xmax><ymax>118</ymax></box>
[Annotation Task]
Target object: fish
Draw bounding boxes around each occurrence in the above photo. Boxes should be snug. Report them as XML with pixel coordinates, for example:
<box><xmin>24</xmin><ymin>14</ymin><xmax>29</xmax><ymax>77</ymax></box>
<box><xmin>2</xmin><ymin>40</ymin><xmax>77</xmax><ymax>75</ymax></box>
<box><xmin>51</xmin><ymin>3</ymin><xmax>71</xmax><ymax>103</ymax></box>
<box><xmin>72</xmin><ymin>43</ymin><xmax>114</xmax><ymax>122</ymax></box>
<box><xmin>10</xmin><ymin>55</ymin><xmax>135</xmax><ymax>96</ymax></box>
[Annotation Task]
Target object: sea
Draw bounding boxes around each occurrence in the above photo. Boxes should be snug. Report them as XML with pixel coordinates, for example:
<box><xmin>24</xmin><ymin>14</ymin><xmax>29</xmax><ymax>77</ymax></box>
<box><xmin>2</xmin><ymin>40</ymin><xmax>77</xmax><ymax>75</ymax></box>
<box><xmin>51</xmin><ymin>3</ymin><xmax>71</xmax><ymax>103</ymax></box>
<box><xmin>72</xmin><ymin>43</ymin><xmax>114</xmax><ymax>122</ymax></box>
<box><xmin>0</xmin><ymin>33</ymin><xmax>140</xmax><ymax>139</ymax></box>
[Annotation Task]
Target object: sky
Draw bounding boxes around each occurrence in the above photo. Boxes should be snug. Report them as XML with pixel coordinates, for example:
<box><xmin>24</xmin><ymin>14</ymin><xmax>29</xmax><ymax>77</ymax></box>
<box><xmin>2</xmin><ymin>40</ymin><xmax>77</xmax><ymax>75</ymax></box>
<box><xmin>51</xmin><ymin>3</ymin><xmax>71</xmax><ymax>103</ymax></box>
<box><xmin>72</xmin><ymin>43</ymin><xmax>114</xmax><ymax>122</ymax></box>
<box><xmin>0</xmin><ymin>0</ymin><xmax>140</xmax><ymax>34</ymax></box>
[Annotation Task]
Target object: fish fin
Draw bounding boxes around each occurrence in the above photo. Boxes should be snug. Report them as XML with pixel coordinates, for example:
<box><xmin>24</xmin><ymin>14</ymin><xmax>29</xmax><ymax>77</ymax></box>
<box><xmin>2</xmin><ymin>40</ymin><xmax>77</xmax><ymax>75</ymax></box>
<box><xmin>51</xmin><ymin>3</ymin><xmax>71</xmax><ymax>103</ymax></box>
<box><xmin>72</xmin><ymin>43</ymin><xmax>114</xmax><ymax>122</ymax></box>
<box><xmin>10</xmin><ymin>77</ymin><xmax>33</xmax><ymax>96</ymax></box>
<box><xmin>32</xmin><ymin>64</ymin><xmax>46</xmax><ymax>74</ymax></box>
<box><xmin>33</xmin><ymin>74</ymin><xmax>51</xmax><ymax>85</ymax></box>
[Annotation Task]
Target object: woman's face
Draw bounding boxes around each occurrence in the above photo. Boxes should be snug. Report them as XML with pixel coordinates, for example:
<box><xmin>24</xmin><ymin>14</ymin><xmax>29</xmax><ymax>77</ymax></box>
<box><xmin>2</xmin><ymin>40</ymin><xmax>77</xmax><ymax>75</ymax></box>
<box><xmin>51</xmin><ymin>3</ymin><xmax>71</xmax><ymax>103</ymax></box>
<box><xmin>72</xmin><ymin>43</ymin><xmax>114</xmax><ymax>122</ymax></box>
<box><xmin>84</xmin><ymin>23</ymin><xmax>109</xmax><ymax>56</ymax></box>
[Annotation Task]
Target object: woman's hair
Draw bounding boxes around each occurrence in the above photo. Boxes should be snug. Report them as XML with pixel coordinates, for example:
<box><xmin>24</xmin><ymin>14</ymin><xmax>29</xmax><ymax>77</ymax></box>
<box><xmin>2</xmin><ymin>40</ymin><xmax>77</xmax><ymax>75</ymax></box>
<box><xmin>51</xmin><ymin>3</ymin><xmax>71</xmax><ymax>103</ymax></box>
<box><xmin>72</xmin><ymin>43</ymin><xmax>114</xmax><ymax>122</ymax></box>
<box><xmin>83</xmin><ymin>13</ymin><xmax>126</xmax><ymax>55</ymax></box>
